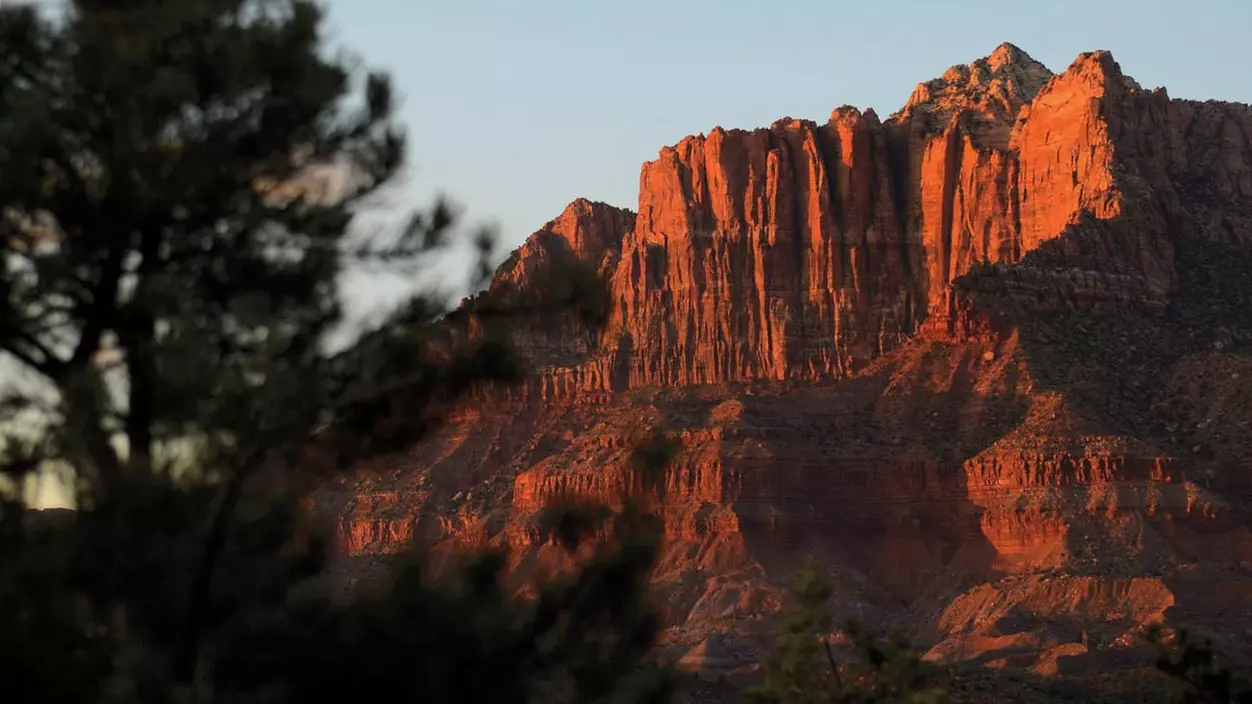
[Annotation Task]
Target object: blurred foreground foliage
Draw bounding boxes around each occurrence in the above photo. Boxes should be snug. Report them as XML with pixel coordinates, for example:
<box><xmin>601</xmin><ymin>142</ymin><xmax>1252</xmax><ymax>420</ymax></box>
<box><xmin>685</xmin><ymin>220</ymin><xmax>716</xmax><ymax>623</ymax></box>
<box><xmin>1150</xmin><ymin>626</ymin><xmax>1252</xmax><ymax>704</ymax></box>
<box><xmin>0</xmin><ymin>1</ymin><xmax>663</xmax><ymax>702</ymax></box>
<box><xmin>746</xmin><ymin>561</ymin><xmax>947</xmax><ymax>704</ymax></box>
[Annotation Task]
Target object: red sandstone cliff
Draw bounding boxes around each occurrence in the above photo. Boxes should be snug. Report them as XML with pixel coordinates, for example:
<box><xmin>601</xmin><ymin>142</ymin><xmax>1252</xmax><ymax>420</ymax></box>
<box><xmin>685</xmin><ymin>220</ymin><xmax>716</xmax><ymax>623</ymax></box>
<box><xmin>477</xmin><ymin>44</ymin><xmax>1249</xmax><ymax>399</ymax></box>
<box><xmin>327</xmin><ymin>44</ymin><xmax>1252</xmax><ymax>685</ymax></box>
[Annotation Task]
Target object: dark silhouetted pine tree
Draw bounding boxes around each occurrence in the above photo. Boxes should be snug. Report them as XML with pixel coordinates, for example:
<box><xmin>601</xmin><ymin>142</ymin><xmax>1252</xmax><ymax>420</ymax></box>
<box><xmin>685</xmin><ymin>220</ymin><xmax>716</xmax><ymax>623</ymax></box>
<box><xmin>0</xmin><ymin>2</ymin><xmax>667</xmax><ymax>702</ymax></box>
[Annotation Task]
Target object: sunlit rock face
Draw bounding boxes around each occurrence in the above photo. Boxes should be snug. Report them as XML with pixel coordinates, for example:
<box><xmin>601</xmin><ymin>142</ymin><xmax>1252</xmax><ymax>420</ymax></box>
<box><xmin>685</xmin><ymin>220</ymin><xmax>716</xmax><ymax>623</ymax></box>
<box><xmin>324</xmin><ymin>44</ymin><xmax>1252</xmax><ymax>681</ymax></box>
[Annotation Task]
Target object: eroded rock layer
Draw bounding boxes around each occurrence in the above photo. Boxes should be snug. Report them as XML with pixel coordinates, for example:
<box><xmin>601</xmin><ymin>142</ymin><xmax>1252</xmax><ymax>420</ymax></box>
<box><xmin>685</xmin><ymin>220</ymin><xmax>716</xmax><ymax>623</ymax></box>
<box><xmin>324</xmin><ymin>44</ymin><xmax>1252</xmax><ymax>684</ymax></box>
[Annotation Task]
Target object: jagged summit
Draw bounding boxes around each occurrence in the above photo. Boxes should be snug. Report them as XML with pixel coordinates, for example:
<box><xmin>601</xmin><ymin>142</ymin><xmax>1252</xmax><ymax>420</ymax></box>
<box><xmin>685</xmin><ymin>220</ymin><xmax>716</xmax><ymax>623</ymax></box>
<box><xmin>487</xmin><ymin>197</ymin><xmax>635</xmax><ymax>300</ymax></box>
<box><xmin>895</xmin><ymin>42</ymin><xmax>1054</xmax><ymax>146</ymax></box>
<box><xmin>986</xmin><ymin>41</ymin><xmax>1037</xmax><ymax>72</ymax></box>
<box><xmin>649</xmin><ymin>44</ymin><xmax>1058</xmax><ymax>162</ymax></box>
<box><xmin>535</xmin><ymin>198</ymin><xmax>635</xmax><ymax>260</ymax></box>
<box><xmin>1052</xmin><ymin>49</ymin><xmax>1143</xmax><ymax>96</ymax></box>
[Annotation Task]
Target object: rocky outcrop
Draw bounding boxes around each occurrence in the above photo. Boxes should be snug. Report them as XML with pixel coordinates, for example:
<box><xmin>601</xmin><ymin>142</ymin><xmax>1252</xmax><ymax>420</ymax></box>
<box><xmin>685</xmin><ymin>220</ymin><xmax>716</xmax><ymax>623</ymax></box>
<box><xmin>323</xmin><ymin>44</ymin><xmax>1252</xmax><ymax>685</ymax></box>
<box><xmin>489</xmin><ymin>197</ymin><xmax>635</xmax><ymax>292</ymax></box>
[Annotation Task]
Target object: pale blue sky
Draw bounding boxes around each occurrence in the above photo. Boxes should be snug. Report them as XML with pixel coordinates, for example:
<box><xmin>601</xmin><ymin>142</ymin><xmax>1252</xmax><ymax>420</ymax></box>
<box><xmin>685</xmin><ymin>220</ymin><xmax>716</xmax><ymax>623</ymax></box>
<box><xmin>15</xmin><ymin>0</ymin><xmax>1252</xmax><ymax>508</ymax></box>
<box><xmin>325</xmin><ymin>0</ymin><xmax>1250</xmax><ymax>274</ymax></box>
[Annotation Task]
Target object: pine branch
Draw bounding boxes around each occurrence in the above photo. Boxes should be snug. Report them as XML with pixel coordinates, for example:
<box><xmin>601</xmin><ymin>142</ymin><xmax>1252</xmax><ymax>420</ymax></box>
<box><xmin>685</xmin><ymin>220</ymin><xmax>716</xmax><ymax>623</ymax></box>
<box><xmin>67</xmin><ymin>231</ymin><xmax>127</xmax><ymax>369</ymax></box>
<box><xmin>0</xmin><ymin>330</ymin><xmax>64</xmax><ymax>379</ymax></box>
<box><xmin>175</xmin><ymin>449</ymin><xmax>260</xmax><ymax>686</ymax></box>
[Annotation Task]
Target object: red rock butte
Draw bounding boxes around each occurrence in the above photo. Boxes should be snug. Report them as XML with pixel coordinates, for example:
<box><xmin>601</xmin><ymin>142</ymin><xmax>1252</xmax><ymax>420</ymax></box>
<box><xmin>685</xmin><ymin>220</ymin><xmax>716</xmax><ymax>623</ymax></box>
<box><xmin>319</xmin><ymin>44</ymin><xmax>1252</xmax><ymax>685</ymax></box>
